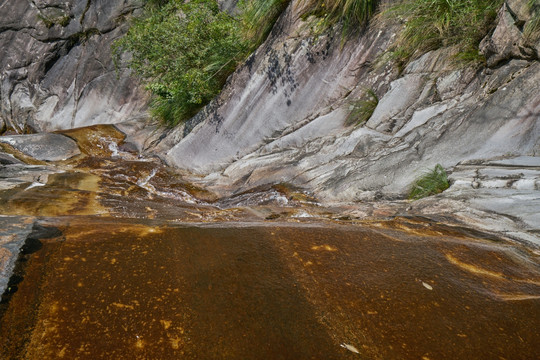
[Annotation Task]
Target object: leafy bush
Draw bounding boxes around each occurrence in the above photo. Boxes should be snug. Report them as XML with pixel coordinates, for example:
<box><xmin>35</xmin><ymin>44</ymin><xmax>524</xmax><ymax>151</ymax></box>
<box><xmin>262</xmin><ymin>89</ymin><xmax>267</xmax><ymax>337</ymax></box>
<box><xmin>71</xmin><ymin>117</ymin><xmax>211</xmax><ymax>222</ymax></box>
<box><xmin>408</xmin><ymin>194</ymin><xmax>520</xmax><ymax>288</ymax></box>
<box><xmin>345</xmin><ymin>88</ymin><xmax>378</xmax><ymax>126</ymax></box>
<box><xmin>113</xmin><ymin>0</ymin><xmax>248</xmax><ymax>126</ymax></box>
<box><xmin>408</xmin><ymin>164</ymin><xmax>450</xmax><ymax>200</ymax></box>
<box><xmin>384</xmin><ymin>0</ymin><xmax>504</xmax><ymax>66</ymax></box>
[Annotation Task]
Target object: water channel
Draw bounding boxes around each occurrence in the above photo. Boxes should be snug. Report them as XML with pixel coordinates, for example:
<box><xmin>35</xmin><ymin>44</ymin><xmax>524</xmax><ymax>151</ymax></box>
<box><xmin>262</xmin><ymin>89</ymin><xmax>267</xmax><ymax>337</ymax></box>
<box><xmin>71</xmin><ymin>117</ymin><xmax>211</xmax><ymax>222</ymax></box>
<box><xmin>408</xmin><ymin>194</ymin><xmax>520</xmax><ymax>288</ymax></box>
<box><xmin>1</xmin><ymin>125</ymin><xmax>540</xmax><ymax>359</ymax></box>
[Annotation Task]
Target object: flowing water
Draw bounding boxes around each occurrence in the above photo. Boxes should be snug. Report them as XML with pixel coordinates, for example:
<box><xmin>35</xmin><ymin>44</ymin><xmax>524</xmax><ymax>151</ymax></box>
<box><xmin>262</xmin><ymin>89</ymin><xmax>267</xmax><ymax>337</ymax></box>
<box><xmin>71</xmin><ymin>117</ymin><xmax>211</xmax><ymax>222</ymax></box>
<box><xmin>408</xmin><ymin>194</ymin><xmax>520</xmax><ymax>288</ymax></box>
<box><xmin>1</xmin><ymin>125</ymin><xmax>540</xmax><ymax>359</ymax></box>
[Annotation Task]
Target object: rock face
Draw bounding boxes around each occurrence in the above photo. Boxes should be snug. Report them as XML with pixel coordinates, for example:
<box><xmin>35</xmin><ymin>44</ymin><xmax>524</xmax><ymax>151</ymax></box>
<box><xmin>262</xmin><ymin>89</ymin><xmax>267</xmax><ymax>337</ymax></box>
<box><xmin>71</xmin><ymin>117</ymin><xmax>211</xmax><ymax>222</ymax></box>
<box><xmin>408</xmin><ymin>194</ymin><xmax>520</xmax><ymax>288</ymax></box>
<box><xmin>119</xmin><ymin>0</ymin><xmax>538</xmax><ymax>243</ymax></box>
<box><xmin>480</xmin><ymin>3</ymin><xmax>538</xmax><ymax>67</ymax></box>
<box><xmin>0</xmin><ymin>0</ymin><xmax>149</xmax><ymax>133</ymax></box>
<box><xmin>158</xmin><ymin>0</ymin><xmax>539</xmax><ymax>204</ymax></box>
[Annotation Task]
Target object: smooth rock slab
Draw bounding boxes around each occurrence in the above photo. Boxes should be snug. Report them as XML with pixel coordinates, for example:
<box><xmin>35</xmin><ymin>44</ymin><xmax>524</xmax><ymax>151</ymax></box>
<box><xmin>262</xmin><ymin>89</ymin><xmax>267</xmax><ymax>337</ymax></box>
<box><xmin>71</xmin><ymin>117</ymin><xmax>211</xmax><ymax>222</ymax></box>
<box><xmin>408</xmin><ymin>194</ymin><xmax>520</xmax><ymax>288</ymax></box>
<box><xmin>0</xmin><ymin>133</ymin><xmax>80</xmax><ymax>161</ymax></box>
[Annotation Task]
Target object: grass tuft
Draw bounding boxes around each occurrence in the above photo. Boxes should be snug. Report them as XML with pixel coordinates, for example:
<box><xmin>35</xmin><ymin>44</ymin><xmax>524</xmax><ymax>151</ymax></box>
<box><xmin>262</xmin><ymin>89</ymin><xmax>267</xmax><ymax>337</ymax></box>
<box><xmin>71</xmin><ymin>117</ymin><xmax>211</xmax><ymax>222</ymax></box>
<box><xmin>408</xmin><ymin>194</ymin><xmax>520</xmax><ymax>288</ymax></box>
<box><xmin>383</xmin><ymin>0</ymin><xmax>504</xmax><ymax>66</ymax></box>
<box><xmin>408</xmin><ymin>164</ymin><xmax>450</xmax><ymax>200</ymax></box>
<box><xmin>114</xmin><ymin>0</ymin><xmax>249</xmax><ymax>127</ymax></box>
<box><xmin>301</xmin><ymin>0</ymin><xmax>380</xmax><ymax>36</ymax></box>
<box><xmin>240</xmin><ymin>0</ymin><xmax>291</xmax><ymax>49</ymax></box>
<box><xmin>525</xmin><ymin>0</ymin><xmax>540</xmax><ymax>43</ymax></box>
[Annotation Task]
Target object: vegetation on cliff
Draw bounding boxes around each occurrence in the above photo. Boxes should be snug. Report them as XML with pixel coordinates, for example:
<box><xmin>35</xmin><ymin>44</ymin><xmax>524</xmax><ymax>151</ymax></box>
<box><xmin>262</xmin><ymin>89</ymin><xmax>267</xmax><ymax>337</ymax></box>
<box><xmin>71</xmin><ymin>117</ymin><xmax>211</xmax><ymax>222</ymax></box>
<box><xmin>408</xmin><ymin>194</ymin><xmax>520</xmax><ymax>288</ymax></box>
<box><xmin>114</xmin><ymin>0</ymin><xmax>385</xmax><ymax>126</ymax></box>
<box><xmin>115</xmin><ymin>0</ymin><xmax>511</xmax><ymax>127</ymax></box>
<box><xmin>409</xmin><ymin>164</ymin><xmax>450</xmax><ymax>200</ymax></box>
<box><xmin>113</xmin><ymin>0</ymin><xmax>248</xmax><ymax>126</ymax></box>
<box><xmin>384</xmin><ymin>0</ymin><xmax>504</xmax><ymax>65</ymax></box>
<box><xmin>525</xmin><ymin>0</ymin><xmax>540</xmax><ymax>43</ymax></box>
<box><xmin>302</xmin><ymin>0</ymin><xmax>379</xmax><ymax>35</ymax></box>
<box><xmin>240</xmin><ymin>0</ymin><xmax>291</xmax><ymax>48</ymax></box>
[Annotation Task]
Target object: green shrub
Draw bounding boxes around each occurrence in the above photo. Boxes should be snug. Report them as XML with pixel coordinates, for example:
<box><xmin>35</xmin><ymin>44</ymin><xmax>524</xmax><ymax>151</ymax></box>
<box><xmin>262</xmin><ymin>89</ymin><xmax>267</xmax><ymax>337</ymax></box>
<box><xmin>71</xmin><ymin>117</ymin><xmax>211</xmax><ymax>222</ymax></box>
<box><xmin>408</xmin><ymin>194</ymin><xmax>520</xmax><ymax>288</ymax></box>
<box><xmin>384</xmin><ymin>0</ymin><xmax>504</xmax><ymax>66</ymax></box>
<box><xmin>113</xmin><ymin>0</ymin><xmax>248</xmax><ymax>126</ymax></box>
<box><xmin>408</xmin><ymin>164</ymin><xmax>450</xmax><ymax>200</ymax></box>
<box><xmin>345</xmin><ymin>88</ymin><xmax>378</xmax><ymax>126</ymax></box>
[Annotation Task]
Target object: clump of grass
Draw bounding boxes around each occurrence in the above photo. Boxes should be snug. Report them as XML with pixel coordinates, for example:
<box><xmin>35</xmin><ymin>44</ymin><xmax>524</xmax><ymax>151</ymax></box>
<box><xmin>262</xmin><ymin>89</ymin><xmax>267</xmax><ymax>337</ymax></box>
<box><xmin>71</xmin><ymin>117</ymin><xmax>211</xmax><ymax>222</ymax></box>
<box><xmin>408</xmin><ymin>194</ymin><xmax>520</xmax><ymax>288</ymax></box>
<box><xmin>115</xmin><ymin>0</ymin><xmax>294</xmax><ymax>127</ymax></box>
<box><xmin>383</xmin><ymin>0</ymin><xmax>504</xmax><ymax>66</ymax></box>
<box><xmin>345</xmin><ymin>88</ymin><xmax>378</xmax><ymax>126</ymax></box>
<box><xmin>408</xmin><ymin>164</ymin><xmax>450</xmax><ymax>200</ymax></box>
<box><xmin>301</xmin><ymin>0</ymin><xmax>380</xmax><ymax>36</ymax></box>
<box><xmin>37</xmin><ymin>14</ymin><xmax>55</xmax><ymax>28</ymax></box>
<box><xmin>239</xmin><ymin>0</ymin><xmax>291</xmax><ymax>49</ymax></box>
<box><xmin>524</xmin><ymin>0</ymin><xmax>540</xmax><ymax>43</ymax></box>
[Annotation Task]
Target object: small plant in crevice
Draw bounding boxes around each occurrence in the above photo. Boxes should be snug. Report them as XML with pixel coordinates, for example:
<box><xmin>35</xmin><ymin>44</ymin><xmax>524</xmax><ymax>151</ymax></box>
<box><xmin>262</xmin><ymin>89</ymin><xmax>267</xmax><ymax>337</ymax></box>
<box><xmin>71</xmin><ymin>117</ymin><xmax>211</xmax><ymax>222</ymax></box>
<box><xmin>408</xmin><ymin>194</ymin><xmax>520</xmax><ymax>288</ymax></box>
<box><xmin>408</xmin><ymin>164</ymin><xmax>450</xmax><ymax>200</ymax></box>
<box><xmin>382</xmin><ymin>0</ymin><xmax>504</xmax><ymax>67</ymax></box>
<box><xmin>37</xmin><ymin>13</ymin><xmax>71</xmax><ymax>28</ymax></box>
<box><xmin>345</xmin><ymin>88</ymin><xmax>378</xmax><ymax>126</ymax></box>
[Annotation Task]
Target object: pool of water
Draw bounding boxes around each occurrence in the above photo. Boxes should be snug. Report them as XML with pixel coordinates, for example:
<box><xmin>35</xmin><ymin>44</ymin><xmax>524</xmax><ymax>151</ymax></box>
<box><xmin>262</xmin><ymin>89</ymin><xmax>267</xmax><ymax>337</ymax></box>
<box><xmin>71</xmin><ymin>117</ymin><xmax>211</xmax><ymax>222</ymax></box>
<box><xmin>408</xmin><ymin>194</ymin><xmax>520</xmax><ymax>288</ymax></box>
<box><xmin>1</xmin><ymin>218</ymin><xmax>540</xmax><ymax>359</ymax></box>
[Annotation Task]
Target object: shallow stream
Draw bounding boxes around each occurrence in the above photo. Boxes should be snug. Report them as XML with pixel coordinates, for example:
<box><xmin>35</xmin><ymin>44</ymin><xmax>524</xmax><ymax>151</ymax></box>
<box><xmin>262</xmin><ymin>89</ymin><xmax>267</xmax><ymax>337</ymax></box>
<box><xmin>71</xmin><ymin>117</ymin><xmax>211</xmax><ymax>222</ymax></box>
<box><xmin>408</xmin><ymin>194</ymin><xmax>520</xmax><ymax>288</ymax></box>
<box><xmin>1</xmin><ymin>125</ymin><xmax>539</xmax><ymax>359</ymax></box>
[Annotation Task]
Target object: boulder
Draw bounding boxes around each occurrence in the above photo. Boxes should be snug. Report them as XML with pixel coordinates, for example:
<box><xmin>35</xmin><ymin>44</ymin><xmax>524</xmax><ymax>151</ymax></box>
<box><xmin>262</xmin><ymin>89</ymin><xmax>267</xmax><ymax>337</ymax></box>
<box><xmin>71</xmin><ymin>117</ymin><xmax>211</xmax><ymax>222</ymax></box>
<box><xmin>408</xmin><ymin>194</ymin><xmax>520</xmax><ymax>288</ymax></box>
<box><xmin>0</xmin><ymin>133</ymin><xmax>80</xmax><ymax>161</ymax></box>
<box><xmin>480</xmin><ymin>3</ymin><xmax>536</xmax><ymax>67</ymax></box>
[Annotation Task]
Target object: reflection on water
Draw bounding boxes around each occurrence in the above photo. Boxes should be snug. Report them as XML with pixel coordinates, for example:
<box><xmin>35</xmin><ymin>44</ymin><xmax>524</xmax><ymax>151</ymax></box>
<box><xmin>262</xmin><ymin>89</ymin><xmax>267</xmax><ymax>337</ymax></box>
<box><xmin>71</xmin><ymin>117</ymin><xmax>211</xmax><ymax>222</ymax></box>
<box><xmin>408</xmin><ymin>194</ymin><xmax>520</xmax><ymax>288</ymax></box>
<box><xmin>1</xmin><ymin>125</ymin><xmax>540</xmax><ymax>359</ymax></box>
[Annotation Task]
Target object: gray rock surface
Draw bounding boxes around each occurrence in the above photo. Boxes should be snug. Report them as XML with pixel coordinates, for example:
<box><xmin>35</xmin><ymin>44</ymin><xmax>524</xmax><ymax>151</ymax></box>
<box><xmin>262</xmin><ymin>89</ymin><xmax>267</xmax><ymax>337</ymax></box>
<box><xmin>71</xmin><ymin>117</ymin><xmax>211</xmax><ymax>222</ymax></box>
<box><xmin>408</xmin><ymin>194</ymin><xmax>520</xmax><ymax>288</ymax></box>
<box><xmin>0</xmin><ymin>216</ymin><xmax>35</xmax><ymax>296</ymax></box>
<box><xmin>0</xmin><ymin>0</ymin><xmax>149</xmax><ymax>133</ymax></box>
<box><xmin>218</xmin><ymin>0</ymin><xmax>239</xmax><ymax>14</ymax></box>
<box><xmin>0</xmin><ymin>164</ymin><xmax>57</xmax><ymax>191</ymax></box>
<box><xmin>0</xmin><ymin>133</ymin><xmax>80</xmax><ymax>161</ymax></box>
<box><xmin>0</xmin><ymin>0</ymin><xmax>538</xmax><ymax>245</ymax></box>
<box><xmin>164</xmin><ymin>3</ymin><xmax>396</xmax><ymax>174</ymax></box>
<box><xmin>156</xmin><ymin>1</ymin><xmax>538</xmax><ymax>198</ymax></box>
<box><xmin>480</xmin><ymin>3</ymin><xmax>537</xmax><ymax>67</ymax></box>
<box><xmin>133</xmin><ymin>0</ymin><xmax>539</xmax><ymax>243</ymax></box>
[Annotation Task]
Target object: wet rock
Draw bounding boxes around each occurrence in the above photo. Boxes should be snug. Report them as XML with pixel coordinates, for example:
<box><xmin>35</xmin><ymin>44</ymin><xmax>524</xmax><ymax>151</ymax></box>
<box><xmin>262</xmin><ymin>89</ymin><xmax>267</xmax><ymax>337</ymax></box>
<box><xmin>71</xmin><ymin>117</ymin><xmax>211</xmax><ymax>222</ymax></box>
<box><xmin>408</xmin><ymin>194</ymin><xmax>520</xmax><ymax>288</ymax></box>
<box><xmin>0</xmin><ymin>164</ymin><xmax>55</xmax><ymax>191</ymax></box>
<box><xmin>0</xmin><ymin>153</ymin><xmax>23</xmax><ymax>165</ymax></box>
<box><xmin>0</xmin><ymin>133</ymin><xmax>80</xmax><ymax>161</ymax></box>
<box><xmin>0</xmin><ymin>217</ymin><xmax>35</xmax><ymax>296</ymax></box>
<box><xmin>152</xmin><ymin>1</ymin><xmax>539</xmax><ymax>245</ymax></box>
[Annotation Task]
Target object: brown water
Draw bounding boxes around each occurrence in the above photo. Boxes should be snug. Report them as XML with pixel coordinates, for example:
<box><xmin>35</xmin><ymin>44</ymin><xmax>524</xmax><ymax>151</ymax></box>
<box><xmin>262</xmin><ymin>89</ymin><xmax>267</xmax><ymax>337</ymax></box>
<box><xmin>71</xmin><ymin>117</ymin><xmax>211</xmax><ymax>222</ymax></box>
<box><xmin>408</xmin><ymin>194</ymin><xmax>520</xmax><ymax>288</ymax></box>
<box><xmin>1</xmin><ymin>125</ymin><xmax>540</xmax><ymax>359</ymax></box>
